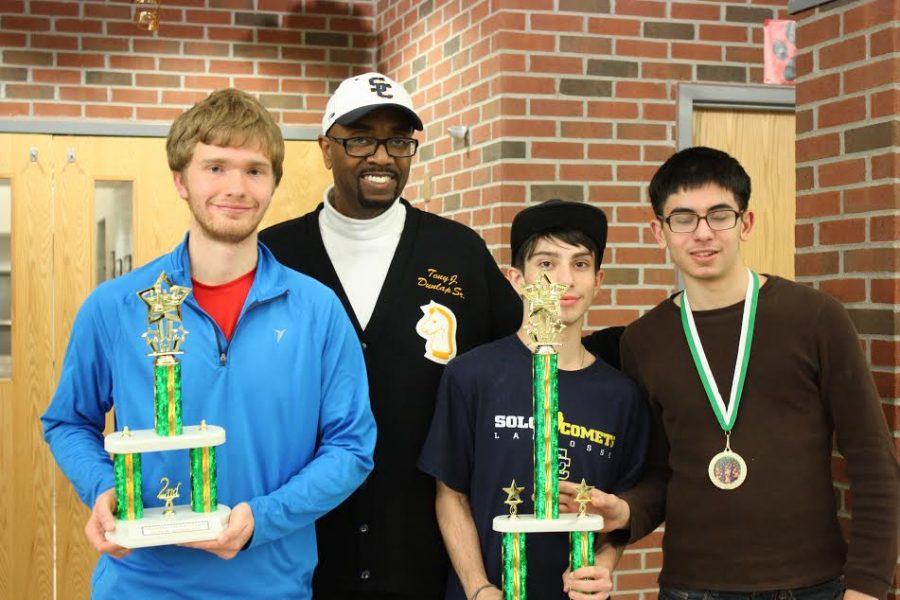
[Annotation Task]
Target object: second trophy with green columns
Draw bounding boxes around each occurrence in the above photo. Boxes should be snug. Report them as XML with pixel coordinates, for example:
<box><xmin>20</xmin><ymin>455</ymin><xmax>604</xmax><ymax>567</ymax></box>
<box><xmin>104</xmin><ymin>271</ymin><xmax>230</xmax><ymax>548</ymax></box>
<box><xmin>492</xmin><ymin>272</ymin><xmax>604</xmax><ymax>600</ymax></box>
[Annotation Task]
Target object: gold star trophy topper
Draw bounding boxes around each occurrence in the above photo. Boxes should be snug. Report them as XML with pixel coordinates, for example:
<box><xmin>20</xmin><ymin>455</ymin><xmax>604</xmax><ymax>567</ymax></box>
<box><xmin>138</xmin><ymin>271</ymin><xmax>191</xmax><ymax>356</ymax></box>
<box><xmin>503</xmin><ymin>479</ymin><xmax>526</xmax><ymax>519</ymax></box>
<box><xmin>573</xmin><ymin>479</ymin><xmax>594</xmax><ymax>518</ymax></box>
<box><xmin>522</xmin><ymin>270</ymin><xmax>568</xmax><ymax>348</ymax></box>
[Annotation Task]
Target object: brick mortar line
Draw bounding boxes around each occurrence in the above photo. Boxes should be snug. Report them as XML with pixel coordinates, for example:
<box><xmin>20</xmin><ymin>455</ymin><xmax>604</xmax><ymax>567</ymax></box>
<box><xmin>441</xmin><ymin>200</ymin><xmax>637</xmax><ymax>208</ymax></box>
<box><xmin>794</xmin><ymin>85</ymin><xmax>897</xmax><ymax>114</ymax></box>
<box><xmin>797</xmin><ymin>20</ymin><xmax>899</xmax><ymax>47</ymax></box>
<box><xmin>796</xmin><ymin>209</ymin><xmax>900</xmax><ymax>221</ymax></box>
<box><xmin>796</xmin><ymin>4</ymin><xmax>895</xmax><ymax>25</ymax></box>
<box><xmin>0</xmin><ymin>51</ymin><xmax>375</xmax><ymax>64</ymax></box>
<box><xmin>460</xmin><ymin>207</ymin><xmax>651</xmax><ymax>213</ymax></box>
<box><xmin>434</xmin><ymin>157</ymin><xmax>671</xmax><ymax>166</ymax></box>
<box><xmin>809</xmin><ymin>48</ymin><xmax>900</xmax><ymax>71</ymax></box>
<box><xmin>797</xmin><ymin>183</ymin><xmax>900</xmax><ymax>193</ymax></box>
<box><xmin>795</xmin><ymin>174</ymin><xmax>900</xmax><ymax>183</ymax></box>
<box><xmin>2</xmin><ymin>29</ymin><xmax>373</xmax><ymax>42</ymax></box>
<box><xmin>439</xmin><ymin>156</ymin><xmax>672</xmax><ymax>165</ymax></box>
<box><xmin>795</xmin><ymin>76</ymin><xmax>896</xmax><ymax>94</ymax></box>
<box><xmin>795</xmin><ymin>242</ymin><xmax>900</xmax><ymax>252</ymax></box>
<box><xmin>801</xmin><ymin>41</ymin><xmax>900</xmax><ymax>61</ymax></box>
<box><xmin>795</xmin><ymin>140</ymin><xmax>897</xmax><ymax>152</ymax></box>
<box><xmin>796</xmin><ymin>150</ymin><xmax>900</xmax><ymax>166</ymax></box>
<box><xmin>796</xmin><ymin>264</ymin><xmax>899</xmax><ymax>274</ymax></box>
<box><xmin>461</xmin><ymin>117</ymin><xmax>677</xmax><ymax>132</ymax></box>
<box><xmin>507</xmin><ymin>43</ymin><xmax>764</xmax><ymax>55</ymax></box>
<box><xmin>424</xmin><ymin>108</ymin><xmax>677</xmax><ymax>122</ymax></box>
<box><xmin>430</xmin><ymin>193</ymin><xmax>650</xmax><ymax>205</ymax></box>
<box><xmin>422</xmin><ymin>179</ymin><xmax>632</xmax><ymax>189</ymax></box>
<box><xmin>798</xmin><ymin>185</ymin><xmax>900</xmax><ymax>195</ymax></box>
<box><xmin>415</xmin><ymin>85</ymin><xmax>684</xmax><ymax>100</ymax></box>
<box><xmin>399</xmin><ymin>52</ymin><xmax>758</xmax><ymax>97</ymax></box>
<box><xmin>366</xmin><ymin>180</ymin><xmax>646</xmax><ymax>193</ymax></box>
<box><xmin>441</xmin><ymin>141</ymin><xmax>671</xmax><ymax>149</ymax></box>
<box><xmin>796</xmin><ymin>97</ymin><xmax>896</xmax><ymax>117</ymax></box>
<box><xmin>423</xmin><ymin>115</ymin><xmax>676</xmax><ymax>130</ymax></box>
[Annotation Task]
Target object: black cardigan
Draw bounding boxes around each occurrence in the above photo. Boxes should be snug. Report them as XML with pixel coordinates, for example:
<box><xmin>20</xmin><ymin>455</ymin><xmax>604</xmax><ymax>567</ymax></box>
<box><xmin>261</xmin><ymin>200</ymin><xmax>522</xmax><ymax>597</ymax></box>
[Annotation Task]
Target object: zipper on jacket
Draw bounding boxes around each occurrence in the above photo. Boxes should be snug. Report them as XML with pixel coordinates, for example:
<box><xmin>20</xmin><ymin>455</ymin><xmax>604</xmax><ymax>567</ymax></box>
<box><xmin>214</xmin><ymin>293</ymin><xmax>287</xmax><ymax>366</ymax></box>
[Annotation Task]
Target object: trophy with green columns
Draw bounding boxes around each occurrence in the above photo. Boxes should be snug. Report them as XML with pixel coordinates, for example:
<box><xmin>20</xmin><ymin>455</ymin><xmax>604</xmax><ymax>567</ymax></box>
<box><xmin>492</xmin><ymin>272</ymin><xmax>604</xmax><ymax>600</ymax></box>
<box><xmin>104</xmin><ymin>271</ymin><xmax>230</xmax><ymax>548</ymax></box>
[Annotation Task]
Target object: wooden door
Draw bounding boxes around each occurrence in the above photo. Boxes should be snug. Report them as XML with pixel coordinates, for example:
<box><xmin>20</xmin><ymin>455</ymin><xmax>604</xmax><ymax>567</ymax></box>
<box><xmin>0</xmin><ymin>134</ymin><xmax>55</xmax><ymax>600</ymax></box>
<box><xmin>267</xmin><ymin>139</ymin><xmax>333</xmax><ymax>228</ymax></box>
<box><xmin>0</xmin><ymin>133</ymin><xmax>330</xmax><ymax>599</ymax></box>
<box><xmin>692</xmin><ymin>108</ymin><xmax>796</xmax><ymax>279</ymax></box>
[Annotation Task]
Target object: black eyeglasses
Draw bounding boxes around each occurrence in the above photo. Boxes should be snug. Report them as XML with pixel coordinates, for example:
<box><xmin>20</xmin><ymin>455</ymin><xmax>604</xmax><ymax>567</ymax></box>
<box><xmin>660</xmin><ymin>209</ymin><xmax>743</xmax><ymax>233</ymax></box>
<box><xmin>326</xmin><ymin>136</ymin><xmax>419</xmax><ymax>158</ymax></box>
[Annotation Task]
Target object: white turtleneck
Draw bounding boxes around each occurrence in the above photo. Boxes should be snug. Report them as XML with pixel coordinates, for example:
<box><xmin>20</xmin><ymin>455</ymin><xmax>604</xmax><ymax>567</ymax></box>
<box><xmin>319</xmin><ymin>189</ymin><xmax>406</xmax><ymax>330</ymax></box>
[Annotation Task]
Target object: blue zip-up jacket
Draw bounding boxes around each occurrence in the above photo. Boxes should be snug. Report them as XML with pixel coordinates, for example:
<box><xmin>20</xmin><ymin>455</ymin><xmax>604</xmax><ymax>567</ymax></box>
<box><xmin>42</xmin><ymin>236</ymin><xmax>376</xmax><ymax>599</ymax></box>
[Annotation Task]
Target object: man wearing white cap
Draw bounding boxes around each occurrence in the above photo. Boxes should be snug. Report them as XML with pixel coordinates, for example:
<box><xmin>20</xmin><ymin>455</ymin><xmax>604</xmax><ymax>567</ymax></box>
<box><xmin>261</xmin><ymin>73</ymin><xmax>522</xmax><ymax>600</ymax></box>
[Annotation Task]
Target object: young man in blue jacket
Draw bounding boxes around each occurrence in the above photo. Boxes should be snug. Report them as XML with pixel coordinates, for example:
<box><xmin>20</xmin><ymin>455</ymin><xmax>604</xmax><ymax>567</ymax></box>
<box><xmin>41</xmin><ymin>88</ymin><xmax>376</xmax><ymax>599</ymax></box>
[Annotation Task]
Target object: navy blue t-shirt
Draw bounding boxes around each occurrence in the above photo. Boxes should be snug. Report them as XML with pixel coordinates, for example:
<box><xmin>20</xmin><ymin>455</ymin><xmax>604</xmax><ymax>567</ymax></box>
<box><xmin>418</xmin><ymin>334</ymin><xmax>649</xmax><ymax>600</ymax></box>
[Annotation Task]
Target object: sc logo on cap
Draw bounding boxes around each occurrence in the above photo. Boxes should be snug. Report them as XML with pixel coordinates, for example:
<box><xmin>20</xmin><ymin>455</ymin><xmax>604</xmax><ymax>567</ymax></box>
<box><xmin>369</xmin><ymin>76</ymin><xmax>393</xmax><ymax>99</ymax></box>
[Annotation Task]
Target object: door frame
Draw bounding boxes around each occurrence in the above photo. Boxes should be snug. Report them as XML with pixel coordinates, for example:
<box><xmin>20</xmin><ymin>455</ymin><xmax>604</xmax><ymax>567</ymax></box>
<box><xmin>0</xmin><ymin>120</ymin><xmax>319</xmax><ymax>141</ymax></box>
<box><xmin>788</xmin><ymin>0</ymin><xmax>833</xmax><ymax>14</ymax></box>
<box><xmin>677</xmin><ymin>83</ymin><xmax>795</xmax><ymax>150</ymax></box>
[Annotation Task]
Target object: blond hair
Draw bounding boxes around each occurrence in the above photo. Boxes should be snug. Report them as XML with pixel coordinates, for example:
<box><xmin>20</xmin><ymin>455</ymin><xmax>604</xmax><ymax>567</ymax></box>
<box><xmin>166</xmin><ymin>88</ymin><xmax>285</xmax><ymax>184</ymax></box>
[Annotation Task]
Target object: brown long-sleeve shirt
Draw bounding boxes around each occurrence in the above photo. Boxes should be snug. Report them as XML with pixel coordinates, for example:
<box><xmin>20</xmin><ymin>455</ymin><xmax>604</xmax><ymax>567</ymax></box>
<box><xmin>619</xmin><ymin>276</ymin><xmax>898</xmax><ymax>598</ymax></box>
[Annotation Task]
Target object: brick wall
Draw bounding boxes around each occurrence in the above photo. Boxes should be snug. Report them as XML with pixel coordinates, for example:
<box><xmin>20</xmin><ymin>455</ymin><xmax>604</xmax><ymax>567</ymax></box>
<box><xmin>0</xmin><ymin>0</ymin><xmax>375</xmax><ymax>125</ymax></box>
<box><xmin>794</xmin><ymin>1</ymin><xmax>899</xmax><ymax>596</ymax></box>
<box><xmin>377</xmin><ymin>0</ymin><xmax>786</xmax><ymax>334</ymax></box>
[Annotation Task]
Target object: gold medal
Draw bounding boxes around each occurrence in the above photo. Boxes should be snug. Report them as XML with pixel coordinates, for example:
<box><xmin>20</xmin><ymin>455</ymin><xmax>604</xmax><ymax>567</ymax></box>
<box><xmin>681</xmin><ymin>270</ymin><xmax>759</xmax><ymax>491</ymax></box>
<box><xmin>708</xmin><ymin>433</ymin><xmax>747</xmax><ymax>490</ymax></box>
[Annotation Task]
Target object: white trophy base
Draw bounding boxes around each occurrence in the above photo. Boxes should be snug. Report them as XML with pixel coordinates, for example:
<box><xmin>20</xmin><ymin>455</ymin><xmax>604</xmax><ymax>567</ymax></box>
<box><xmin>492</xmin><ymin>513</ymin><xmax>604</xmax><ymax>534</ymax></box>
<box><xmin>105</xmin><ymin>424</ymin><xmax>225</xmax><ymax>454</ymax></box>
<box><xmin>105</xmin><ymin>504</ymin><xmax>231</xmax><ymax>548</ymax></box>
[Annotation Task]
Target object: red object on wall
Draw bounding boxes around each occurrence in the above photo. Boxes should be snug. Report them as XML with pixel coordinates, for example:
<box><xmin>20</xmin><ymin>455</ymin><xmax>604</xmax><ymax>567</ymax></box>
<box><xmin>764</xmin><ymin>19</ymin><xmax>797</xmax><ymax>84</ymax></box>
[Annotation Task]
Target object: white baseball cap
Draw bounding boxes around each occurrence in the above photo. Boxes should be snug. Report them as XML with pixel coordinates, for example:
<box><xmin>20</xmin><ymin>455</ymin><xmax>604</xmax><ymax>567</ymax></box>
<box><xmin>322</xmin><ymin>72</ymin><xmax>423</xmax><ymax>135</ymax></box>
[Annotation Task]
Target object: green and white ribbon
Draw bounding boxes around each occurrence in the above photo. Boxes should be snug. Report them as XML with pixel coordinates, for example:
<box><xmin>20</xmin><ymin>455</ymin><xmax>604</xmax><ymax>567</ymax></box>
<box><xmin>680</xmin><ymin>269</ymin><xmax>759</xmax><ymax>432</ymax></box>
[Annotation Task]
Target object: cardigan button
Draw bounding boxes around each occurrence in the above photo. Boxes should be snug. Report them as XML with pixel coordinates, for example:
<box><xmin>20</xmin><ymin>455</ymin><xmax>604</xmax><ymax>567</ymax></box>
<box><xmin>358</xmin><ymin>523</ymin><xmax>369</xmax><ymax>533</ymax></box>
<box><xmin>360</xmin><ymin>569</ymin><xmax>370</xmax><ymax>581</ymax></box>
